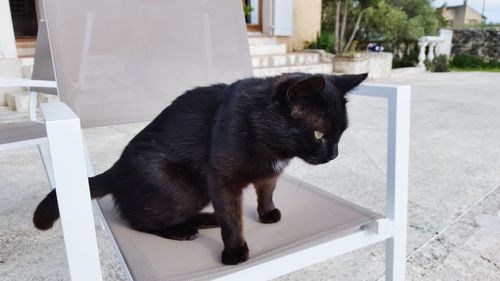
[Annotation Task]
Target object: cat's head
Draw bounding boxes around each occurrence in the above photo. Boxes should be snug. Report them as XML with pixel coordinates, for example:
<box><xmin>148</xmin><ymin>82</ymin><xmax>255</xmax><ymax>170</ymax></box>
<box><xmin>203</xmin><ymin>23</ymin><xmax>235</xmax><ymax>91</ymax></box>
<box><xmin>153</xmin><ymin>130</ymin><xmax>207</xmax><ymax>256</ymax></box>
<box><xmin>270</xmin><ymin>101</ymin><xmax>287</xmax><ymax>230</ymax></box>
<box><xmin>272</xmin><ymin>73</ymin><xmax>367</xmax><ymax>165</ymax></box>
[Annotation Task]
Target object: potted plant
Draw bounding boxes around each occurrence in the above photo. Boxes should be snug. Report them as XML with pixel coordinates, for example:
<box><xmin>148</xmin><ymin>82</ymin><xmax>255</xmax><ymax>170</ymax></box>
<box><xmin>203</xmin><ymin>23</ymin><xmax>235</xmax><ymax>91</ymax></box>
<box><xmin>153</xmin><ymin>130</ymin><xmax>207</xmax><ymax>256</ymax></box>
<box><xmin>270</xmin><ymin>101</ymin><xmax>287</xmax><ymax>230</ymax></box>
<box><xmin>243</xmin><ymin>3</ymin><xmax>254</xmax><ymax>24</ymax></box>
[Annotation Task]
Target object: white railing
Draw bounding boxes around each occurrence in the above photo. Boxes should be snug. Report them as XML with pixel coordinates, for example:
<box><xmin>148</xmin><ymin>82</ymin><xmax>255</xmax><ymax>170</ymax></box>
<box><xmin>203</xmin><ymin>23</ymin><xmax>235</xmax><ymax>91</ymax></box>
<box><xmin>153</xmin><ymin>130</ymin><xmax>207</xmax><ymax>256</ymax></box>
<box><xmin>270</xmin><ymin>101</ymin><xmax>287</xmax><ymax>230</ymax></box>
<box><xmin>417</xmin><ymin>29</ymin><xmax>453</xmax><ymax>67</ymax></box>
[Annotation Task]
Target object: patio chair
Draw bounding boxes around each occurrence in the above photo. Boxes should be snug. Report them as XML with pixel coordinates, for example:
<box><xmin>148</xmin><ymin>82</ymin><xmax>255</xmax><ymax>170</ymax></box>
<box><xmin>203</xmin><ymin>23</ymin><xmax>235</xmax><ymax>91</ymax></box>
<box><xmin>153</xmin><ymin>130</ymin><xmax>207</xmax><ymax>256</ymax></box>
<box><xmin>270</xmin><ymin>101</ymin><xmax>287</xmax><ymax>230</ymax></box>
<box><xmin>36</xmin><ymin>0</ymin><xmax>411</xmax><ymax>280</ymax></box>
<box><xmin>0</xmin><ymin>20</ymin><xmax>57</xmax><ymax>188</ymax></box>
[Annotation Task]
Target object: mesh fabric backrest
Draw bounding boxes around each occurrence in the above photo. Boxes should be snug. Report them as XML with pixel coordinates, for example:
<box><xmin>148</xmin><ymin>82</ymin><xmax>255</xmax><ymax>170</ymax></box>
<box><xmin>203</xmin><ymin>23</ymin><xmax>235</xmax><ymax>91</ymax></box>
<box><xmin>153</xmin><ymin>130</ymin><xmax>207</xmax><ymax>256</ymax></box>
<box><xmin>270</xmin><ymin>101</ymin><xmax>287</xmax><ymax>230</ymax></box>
<box><xmin>43</xmin><ymin>0</ymin><xmax>253</xmax><ymax>128</ymax></box>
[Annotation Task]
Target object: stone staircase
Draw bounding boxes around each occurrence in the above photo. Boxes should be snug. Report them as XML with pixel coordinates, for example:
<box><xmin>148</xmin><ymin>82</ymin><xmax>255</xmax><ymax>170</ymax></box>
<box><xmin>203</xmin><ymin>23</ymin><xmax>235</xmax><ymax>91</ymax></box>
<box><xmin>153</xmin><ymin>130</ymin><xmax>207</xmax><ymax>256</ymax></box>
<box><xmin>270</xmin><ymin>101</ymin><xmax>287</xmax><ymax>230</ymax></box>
<box><xmin>16</xmin><ymin>39</ymin><xmax>36</xmax><ymax>58</ymax></box>
<box><xmin>249</xmin><ymin>37</ymin><xmax>333</xmax><ymax>77</ymax></box>
<box><xmin>0</xmin><ymin>56</ymin><xmax>54</xmax><ymax>124</ymax></box>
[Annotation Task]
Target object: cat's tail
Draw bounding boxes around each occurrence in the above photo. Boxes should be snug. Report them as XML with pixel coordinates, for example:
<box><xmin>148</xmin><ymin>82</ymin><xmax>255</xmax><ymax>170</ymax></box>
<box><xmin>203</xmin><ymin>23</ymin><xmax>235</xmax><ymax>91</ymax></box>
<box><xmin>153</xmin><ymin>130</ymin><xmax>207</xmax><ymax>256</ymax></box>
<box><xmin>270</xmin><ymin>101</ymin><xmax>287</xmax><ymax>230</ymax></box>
<box><xmin>33</xmin><ymin>173</ymin><xmax>112</xmax><ymax>230</ymax></box>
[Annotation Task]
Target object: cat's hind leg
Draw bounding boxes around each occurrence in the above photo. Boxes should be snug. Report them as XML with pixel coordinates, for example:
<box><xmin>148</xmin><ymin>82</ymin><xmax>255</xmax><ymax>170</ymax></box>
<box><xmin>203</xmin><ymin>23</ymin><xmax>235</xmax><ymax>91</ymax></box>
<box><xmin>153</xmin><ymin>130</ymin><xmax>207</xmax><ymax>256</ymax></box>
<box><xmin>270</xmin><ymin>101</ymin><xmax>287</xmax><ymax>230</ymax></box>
<box><xmin>187</xmin><ymin>212</ymin><xmax>219</xmax><ymax>229</ymax></box>
<box><xmin>145</xmin><ymin>222</ymin><xmax>199</xmax><ymax>241</ymax></box>
<box><xmin>142</xmin><ymin>213</ymin><xmax>218</xmax><ymax>240</ymax></box>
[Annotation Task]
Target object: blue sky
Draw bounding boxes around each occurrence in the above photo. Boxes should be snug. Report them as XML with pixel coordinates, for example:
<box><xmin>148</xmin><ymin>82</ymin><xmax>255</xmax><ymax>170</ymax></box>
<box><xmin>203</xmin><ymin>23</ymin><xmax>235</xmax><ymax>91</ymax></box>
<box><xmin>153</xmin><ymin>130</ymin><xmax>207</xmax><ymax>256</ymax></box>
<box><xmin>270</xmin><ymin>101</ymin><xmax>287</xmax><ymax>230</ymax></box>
<box><xmin>433</xmin><ymin>0</ymin><xmax>500</xmax><ymax>23</ymax></box>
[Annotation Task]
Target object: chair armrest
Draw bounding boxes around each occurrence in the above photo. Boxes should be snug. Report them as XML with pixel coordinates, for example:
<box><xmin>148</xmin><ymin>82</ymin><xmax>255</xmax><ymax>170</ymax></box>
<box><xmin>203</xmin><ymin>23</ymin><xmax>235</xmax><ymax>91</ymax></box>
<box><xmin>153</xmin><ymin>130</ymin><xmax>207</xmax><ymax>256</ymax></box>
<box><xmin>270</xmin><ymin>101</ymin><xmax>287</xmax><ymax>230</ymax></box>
<box><xmin>0</xmin><ymin>78</ymin><xmax>57</xmax><ymax>88</ymax></box>
<box><xmin>41</xmin><ymin>101</ymin><xmax>78</xmax><ymax>123</ymax></box>
<box><xmin>352</xmin><ymin>83</ymin><xmax>411</xmax><ymax>99</ymax></box>
<box><xmin>39</xmin><ymin>101</ymin><xmax>103</xmax><ymax>281</ymax></box>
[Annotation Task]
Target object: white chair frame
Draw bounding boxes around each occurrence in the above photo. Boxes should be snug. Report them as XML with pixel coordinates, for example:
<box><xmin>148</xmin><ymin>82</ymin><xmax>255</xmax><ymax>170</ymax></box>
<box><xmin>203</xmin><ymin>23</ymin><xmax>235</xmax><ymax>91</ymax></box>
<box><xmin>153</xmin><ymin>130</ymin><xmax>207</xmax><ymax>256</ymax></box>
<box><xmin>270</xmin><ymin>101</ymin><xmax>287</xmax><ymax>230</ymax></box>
<box><xmin>38</xmin><ymin>83</ymin><xmax>410</xmax><ymax>281</ymax></box>
<box><xmin>0</xmin><ymin>78</ymin><xmax>58</xmax><ymax>189</ymax></box>
<box><xmin>0</xmin><ymin>79</ymin><xmax>57</xmax><ymax>124</ymax></box>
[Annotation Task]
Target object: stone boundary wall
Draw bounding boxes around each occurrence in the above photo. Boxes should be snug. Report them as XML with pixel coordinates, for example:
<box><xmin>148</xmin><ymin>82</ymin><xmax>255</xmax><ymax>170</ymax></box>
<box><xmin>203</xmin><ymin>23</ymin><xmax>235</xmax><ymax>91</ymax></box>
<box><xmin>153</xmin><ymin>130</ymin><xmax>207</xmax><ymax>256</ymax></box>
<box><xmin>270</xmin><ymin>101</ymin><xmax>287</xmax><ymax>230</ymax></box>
<box><xmin>451</xmin><ymin>28</ymin><xmax>500</xmax><ymax>61</ymax></box>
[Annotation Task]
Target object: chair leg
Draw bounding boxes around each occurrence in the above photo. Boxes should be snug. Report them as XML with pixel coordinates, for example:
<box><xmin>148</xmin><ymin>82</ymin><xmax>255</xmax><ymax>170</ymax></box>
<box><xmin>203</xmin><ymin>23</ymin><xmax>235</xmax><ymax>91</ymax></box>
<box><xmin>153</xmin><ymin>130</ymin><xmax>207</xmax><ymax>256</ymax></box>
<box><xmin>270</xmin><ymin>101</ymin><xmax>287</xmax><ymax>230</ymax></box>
<box><xmin>80</xmin><ymin>141</ymin><xmax>106</xmax><ymax>231</ymax></box>
<box><xmin>385</xmin><ymin>235</ymin><xmax>406</xmax><ymax>281</ymax></box>
<box><xmin>38</xmin><ymin>143</ymin><xmax>55</xmax><ymax>189</ymax></box>
<box><xmin>28</xmin><ymin>91</ymin><xmax>38</xmax><ymax>121</ymax></box>
<box><xmin>384</xmin><ymin>86</ymin><xmax>411</xmax><ymax>281</ymax></box>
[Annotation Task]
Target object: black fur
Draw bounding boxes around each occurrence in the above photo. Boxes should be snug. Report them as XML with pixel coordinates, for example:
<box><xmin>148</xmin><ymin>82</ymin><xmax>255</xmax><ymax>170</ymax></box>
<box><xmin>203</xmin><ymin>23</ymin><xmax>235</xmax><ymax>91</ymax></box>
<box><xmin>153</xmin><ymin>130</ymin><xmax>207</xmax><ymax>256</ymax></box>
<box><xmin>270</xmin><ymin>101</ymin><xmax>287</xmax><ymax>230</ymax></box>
<box><xmin>33</xmin><ymin>73</ymin><xmax>367</xmax><ymax>264</ymax></box>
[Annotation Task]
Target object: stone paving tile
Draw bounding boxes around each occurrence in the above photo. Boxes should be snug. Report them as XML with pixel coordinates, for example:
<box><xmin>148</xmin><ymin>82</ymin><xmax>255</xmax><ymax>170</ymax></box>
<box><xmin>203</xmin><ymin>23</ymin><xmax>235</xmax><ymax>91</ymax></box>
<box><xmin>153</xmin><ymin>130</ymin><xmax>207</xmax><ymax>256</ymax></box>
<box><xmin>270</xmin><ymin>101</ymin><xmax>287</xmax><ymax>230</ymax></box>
<box><xmin>407</xmin><ymin>187</ymin><xmax>500</xmax><ymax>281</ymax></box>
<box><xmin>0</xmin><ymin>147</ymin><xmax>126</xmax><ymax>281</ymax></box>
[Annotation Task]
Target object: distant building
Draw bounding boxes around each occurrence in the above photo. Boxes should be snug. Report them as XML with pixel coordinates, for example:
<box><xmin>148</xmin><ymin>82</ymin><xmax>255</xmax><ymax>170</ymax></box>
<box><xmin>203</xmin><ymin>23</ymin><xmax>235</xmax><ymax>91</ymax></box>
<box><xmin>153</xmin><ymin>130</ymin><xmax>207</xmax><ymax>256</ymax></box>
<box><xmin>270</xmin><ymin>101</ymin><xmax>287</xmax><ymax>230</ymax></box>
<box><xmin>442</xmin><ymin>0</ymin><xmax>486</xmax><ymax>28</ymax></box>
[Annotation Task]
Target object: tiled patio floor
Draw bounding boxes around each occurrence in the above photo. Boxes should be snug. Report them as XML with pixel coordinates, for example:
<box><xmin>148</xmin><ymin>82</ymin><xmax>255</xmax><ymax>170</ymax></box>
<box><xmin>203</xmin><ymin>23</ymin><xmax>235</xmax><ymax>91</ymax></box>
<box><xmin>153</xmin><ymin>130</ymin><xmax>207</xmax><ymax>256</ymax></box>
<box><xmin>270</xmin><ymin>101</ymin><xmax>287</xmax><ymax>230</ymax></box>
<box><xmin>1</xmin><ymin>72</ymin><xmax>499</xmax><ymax>280</ymax></box>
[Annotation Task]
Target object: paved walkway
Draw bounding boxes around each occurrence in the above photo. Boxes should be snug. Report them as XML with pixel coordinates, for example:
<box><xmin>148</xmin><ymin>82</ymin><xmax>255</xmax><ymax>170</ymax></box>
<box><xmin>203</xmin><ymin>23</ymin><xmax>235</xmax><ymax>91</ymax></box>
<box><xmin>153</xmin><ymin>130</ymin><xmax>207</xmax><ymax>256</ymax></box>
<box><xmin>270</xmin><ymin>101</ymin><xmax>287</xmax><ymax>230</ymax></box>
<box><xmin>0</xmin><ymin>72</ymin><xmax>499</xmax><ymax>280</ymax></box>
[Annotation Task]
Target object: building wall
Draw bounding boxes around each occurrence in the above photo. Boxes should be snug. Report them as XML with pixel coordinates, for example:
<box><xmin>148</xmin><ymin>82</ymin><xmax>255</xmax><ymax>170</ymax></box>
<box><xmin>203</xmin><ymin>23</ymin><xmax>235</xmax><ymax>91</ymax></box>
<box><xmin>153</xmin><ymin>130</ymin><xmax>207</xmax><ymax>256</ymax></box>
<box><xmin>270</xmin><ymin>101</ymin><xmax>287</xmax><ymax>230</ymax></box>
<box><xmin>464</xmin><ymin>6</ymin><xmax>483</xmax><ymax>25</ymax></box>
<box><xmin>0</xmin><ymin>0</ymin><xmax>17</xmax><ymax>58</ymax></box>
<box><xmin>443</xmin><ymin>4</ymin><xmax>484</xmax><ymax>28</ymax></box>
<box><xmin>454</xmin><ymin>7</ymin><xmax>467</xmax><ymax>28</ymax></box>
<box><xmin>276</xmin><ymin>0</ymin><xmax>322</xmax><ymax>51</ymax></box>
<box><xmin>442</xmin><ymin>8</ymin><xmax>455</xmax><ymax>21</ymax></box>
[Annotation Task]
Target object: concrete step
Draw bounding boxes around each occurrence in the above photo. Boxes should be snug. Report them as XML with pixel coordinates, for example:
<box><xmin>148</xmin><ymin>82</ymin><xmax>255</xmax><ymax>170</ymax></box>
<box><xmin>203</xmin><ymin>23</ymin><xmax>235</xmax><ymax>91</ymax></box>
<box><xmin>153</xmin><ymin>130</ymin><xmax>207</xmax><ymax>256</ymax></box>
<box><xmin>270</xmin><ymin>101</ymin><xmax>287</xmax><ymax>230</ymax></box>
<box><xmin>5</xmin><ymin>92</ymin><xmax>29</xmax><ymax>112</ymax></box>
<box><xmin>16</xmin><ymin>40</ymin><xmax>36</xmax><ymax>58</ymax></box>
<box><xmin>248</xmin><ymin>36</ymin><xmax>277</xmax><ymax>45</ymax></box>
<box><xmin>253</xmin><ymin>63</ymin><xmax>333</xmax><ymax>77</ymax></box>
<box><xmin>16</xmin><ymin>40</ymin><xmax>36</xmax><ymax>48</ymax></box>
<box><xmin>20</xmin><ymin>57</ymin><xmax>34</xmax><ymax>78</ymax></box>
<box><xmin>249</xmin><ymin>44</ymin><xmax>287</xmax><ymax>56</ymax></box>
<box><xmin>17</xmin><ymin>48</ymin><xmax>36</xmax><ymax>58</ymax></box>
<box><xmin>0</xmin><ymin>105</ymin><xmax>28</xmax><ymax>124</ymax></box>
<box><xmin>252</xmin><ymin>52</ymin><xmax>322</xmax><ymax>68</ymax></box>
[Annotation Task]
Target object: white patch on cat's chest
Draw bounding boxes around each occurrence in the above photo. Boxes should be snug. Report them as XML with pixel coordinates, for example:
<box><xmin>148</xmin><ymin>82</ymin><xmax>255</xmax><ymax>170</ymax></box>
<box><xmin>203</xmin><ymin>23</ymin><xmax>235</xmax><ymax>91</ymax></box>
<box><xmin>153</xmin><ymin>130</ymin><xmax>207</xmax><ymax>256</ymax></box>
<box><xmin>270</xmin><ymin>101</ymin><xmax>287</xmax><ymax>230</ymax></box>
<box><xmin>272</xmin><ymin>160</ymin><xmax>288</xmax><ymax>173</ymax></box>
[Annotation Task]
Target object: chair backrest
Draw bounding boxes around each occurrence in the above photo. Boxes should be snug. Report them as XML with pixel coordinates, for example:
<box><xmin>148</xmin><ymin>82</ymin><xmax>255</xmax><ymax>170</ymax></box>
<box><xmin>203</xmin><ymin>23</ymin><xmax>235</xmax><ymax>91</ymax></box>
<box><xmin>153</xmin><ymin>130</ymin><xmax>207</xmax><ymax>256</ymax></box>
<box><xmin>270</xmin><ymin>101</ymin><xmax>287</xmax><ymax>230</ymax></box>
<box><xmin>42</xmin><ymin>0</ymin><xmax>253</xmax><ymax>128</ymax></box>
<box><xmin>31</xmin><ymin>19</ymin><xmax>57</xmax><ymax>95</ymax></box>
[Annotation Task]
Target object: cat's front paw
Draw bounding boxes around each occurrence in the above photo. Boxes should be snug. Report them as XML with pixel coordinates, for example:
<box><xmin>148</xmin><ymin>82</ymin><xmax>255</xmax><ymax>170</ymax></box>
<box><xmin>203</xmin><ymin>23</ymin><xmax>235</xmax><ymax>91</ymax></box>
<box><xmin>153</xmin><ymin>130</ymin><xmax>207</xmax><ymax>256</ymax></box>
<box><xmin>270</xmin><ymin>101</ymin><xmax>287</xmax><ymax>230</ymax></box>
<box><xmin>259</xmin><ymin>208</ymin><xmax>281</xmax><ymax>224</ymax></box>
<box><xmin>221</xmin><ymin>243</ymin><xmax>249</xmax><ymax>265</ymax></box>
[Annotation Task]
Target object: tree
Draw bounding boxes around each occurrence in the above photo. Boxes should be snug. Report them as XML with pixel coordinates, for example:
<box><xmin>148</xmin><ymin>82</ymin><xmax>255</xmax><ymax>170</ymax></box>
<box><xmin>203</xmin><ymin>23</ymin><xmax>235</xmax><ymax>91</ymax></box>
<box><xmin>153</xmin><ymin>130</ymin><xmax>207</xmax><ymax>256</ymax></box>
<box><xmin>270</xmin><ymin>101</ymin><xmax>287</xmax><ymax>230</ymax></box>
<box><xmin>330</xmin><ymin>0</ymin><xmax>379</xmax><ymax>54</ymax></box>
<box><xmin>384</xmin><ymin>0</ymin><xmax>442</xmax><ymax>37</ymax></box>
<box><xmin>343</xmin><ymin>0</ymin><xmax>377</xmax><ymax>53</ymax></box>
<box><xmin>361</xmin><ymin>1</ymin><xmax>408</xmax><ymax>46</ymax></box>
<box><xmin>319</xmin><ymin>0</ymin><xmax>444</xmax><ymax>56</ymax></box>
<box><xmin>358</xmin><ymin>0</ymin><xmax>445</xmax><ymax>67</ymax></box>
<box><xmin>361</xmin><ymin>0</ymin><xmax>444</xmax><ymax>49</ymax></box>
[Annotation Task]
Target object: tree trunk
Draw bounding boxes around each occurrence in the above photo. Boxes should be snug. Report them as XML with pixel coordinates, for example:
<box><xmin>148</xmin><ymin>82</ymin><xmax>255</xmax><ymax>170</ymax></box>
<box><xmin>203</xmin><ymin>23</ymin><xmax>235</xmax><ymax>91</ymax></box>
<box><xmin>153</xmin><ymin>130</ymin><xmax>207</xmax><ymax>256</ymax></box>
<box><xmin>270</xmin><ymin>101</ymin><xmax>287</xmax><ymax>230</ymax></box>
<box><xmin>343</xmin><ymin>9</ymin><xmax>366</xmax><ymax>54</ymax></box>
<box><xmin>334</xmin><ymin>0</ymin><xmax>341</xmax><ymax>54</ymax></box>
<box><xmin>339</xmin><ymin>0</ymin><xmax>348</xmax><ymax>53</ymax></box>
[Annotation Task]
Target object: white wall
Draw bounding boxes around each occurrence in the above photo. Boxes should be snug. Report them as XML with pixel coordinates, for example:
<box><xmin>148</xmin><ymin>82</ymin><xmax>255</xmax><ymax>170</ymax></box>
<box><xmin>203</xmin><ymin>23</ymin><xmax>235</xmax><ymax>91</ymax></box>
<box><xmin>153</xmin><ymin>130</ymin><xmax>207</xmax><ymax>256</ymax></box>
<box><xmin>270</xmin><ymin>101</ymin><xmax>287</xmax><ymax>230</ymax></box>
<box><xmin>0</xmin><ymin>0</ymin><xmax>18</xmax><ymax>58</ymax></box>
<box><xmin>435</xmin><ymin>29</ymin><xmax>453</xmax><ymax>57</ymax></box>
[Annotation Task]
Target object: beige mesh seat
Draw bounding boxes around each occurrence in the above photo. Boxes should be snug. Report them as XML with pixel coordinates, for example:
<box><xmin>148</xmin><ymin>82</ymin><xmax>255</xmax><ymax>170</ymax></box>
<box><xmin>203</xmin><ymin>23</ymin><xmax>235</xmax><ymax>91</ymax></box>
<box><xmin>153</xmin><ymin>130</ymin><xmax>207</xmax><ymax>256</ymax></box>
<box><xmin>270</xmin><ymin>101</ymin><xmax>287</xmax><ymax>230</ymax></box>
<box><xmin>99</xmin><ymin>175</ymin><xmax>380</xmax><ymax>281</ymax></box>
<box><xmin>35</xmin><ymin>0</ymin><xmax>411</xmax><ymax>280</ymax></box>
<box><xmin>0</xmin><ymin>121</ymin><xmax>46</xmax><ymax>148</ymax></box>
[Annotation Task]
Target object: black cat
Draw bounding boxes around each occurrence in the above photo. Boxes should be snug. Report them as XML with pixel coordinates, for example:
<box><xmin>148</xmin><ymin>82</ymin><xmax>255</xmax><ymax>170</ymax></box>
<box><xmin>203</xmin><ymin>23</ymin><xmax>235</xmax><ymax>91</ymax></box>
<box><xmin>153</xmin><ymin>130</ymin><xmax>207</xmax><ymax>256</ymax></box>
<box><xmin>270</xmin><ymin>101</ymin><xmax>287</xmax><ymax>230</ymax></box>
<box><xmin>33</xmin><ymin>72</ymin><xmax>367</xmax><ymax>265</ymax></box>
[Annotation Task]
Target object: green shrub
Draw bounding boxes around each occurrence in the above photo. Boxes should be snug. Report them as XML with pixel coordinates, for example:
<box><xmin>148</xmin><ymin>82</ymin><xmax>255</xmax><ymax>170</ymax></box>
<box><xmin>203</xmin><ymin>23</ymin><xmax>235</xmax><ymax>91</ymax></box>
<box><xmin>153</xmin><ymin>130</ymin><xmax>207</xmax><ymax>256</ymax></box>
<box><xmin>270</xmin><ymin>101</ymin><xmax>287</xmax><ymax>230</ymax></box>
<box><xmin>392</xmin><ymin>45</ymin><xmax>419</xmax><ymax>68</ymax></box>
<box><xmin>393</xmin><ymin>56</ymin><xmax>417</xmax><ymax>68</ymax></box>
<box><xmin>243</xmin><ymin>4</ymin><xmax>254</xmax><ymax>16</ymax></box>
<box><xmin>304</xmin><ymin>32</ymin><xmax>334</xmax><ymax>53</ymax></box>
<box><xmin>423</xmin><ymin>55</ymin><xmax>450</xmax><ymax>72</ymax></box>
<box><xmin>432</xmin><ymin>54</ymin><xmax>449</xmax><ymax>72</ymax></box>
<box><xmin>450</xmin><ymin>55</ymin><xmax>500</xmax><ymax>69</ymax></box>
<box><xmin>423</xmin><ymin>58</ymin><xmax>433</xmax><ymax>71</ymax></box>
<box><xmin>450</xmin><ymin>54</ymin><xmax>484</xmax><ymax>68</ymax></box>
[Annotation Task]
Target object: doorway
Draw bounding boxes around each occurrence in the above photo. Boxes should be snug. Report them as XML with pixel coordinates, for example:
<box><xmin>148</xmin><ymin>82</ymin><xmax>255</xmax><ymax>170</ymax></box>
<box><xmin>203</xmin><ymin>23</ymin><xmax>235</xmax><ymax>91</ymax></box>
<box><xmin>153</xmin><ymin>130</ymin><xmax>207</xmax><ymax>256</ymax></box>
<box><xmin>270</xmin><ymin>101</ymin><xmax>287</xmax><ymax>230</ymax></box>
<box><xmin>9</xmin><ymin>0</ymin><xmax>38</xmax><ymax>38</ymax></box>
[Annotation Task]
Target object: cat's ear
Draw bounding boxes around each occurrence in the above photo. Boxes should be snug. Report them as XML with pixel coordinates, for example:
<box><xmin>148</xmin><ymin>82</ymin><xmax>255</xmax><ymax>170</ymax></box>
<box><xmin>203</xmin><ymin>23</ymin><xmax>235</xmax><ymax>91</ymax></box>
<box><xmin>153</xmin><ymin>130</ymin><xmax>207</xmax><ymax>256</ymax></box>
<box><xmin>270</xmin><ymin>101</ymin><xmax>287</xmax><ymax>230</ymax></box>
<box><xmin>331</xmin><ymin>73</ymin><xmax>368</xmax><ymax>94</ymax></box>
<box><xmin>285</xmin><ymin>75</ymin><xmax>326</xmax><ymax>101</ymax></box>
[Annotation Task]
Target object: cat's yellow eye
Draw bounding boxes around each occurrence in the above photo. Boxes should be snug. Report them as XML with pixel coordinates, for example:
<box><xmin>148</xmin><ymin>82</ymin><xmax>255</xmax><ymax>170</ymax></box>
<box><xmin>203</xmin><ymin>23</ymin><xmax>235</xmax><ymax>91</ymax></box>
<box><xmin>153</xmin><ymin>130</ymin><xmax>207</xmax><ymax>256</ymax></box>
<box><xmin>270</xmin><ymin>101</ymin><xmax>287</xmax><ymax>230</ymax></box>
<box><xmin>314</xmin><ymin>130</ymin><xmax>324</xmax><ymax>140</ymax></box>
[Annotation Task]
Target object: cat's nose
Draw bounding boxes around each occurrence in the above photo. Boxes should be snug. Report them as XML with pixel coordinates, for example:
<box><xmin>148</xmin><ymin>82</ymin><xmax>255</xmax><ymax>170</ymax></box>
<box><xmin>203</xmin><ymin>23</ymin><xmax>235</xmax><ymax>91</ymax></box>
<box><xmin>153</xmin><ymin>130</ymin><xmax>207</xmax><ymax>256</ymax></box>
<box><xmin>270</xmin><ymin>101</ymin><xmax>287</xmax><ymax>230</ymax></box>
<box><xmin>329</xmin><ymin>144</ymin><xmax>339</xmax><ymax>160</ymax></box>
<box><xmin>330</xmin><ymin>151</ymin><xmax>338</xmax><ymax>160</ymax></box>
